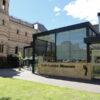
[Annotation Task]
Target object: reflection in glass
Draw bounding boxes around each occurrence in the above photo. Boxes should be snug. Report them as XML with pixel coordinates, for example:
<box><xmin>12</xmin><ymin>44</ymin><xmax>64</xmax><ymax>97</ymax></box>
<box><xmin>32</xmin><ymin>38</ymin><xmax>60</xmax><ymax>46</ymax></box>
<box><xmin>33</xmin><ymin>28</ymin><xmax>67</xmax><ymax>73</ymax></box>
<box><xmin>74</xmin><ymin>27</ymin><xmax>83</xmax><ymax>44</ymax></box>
<box><xmin>35</xmin><ymin>34</ymin><xmax>56</xmax><ymax>62</ymax></box>
<box><xmin>56</xmin><ymin>28</ymin><xmax>87</xmax><ymax>62</ymax></box>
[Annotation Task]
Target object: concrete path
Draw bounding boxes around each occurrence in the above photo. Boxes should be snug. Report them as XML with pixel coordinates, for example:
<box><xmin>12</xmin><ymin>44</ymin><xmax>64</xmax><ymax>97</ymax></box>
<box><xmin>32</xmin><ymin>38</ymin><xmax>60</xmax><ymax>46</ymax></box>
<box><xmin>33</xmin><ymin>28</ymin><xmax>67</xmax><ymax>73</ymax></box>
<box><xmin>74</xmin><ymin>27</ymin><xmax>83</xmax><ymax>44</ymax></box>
<box><xmin>0</xmin><ymin>68</ymin><xmax>100</xmax><ymax>93</ymax></box>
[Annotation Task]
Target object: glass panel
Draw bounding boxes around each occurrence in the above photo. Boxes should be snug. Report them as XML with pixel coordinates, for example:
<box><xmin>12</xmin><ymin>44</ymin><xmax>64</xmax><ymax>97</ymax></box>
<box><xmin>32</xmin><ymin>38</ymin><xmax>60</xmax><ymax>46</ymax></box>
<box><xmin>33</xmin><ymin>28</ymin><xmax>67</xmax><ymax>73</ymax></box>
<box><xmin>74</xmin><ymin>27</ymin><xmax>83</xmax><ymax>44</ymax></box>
<box><xmin>25</xmin><ymin>48</ymin><xmax>32</xmax><ymax>59</ymax></box>
<box><xmin>90</xmin><ymin>44</ymin><xmax>100</xmax><ymax>79</ymax></box>
<box><xmin>56</xmin><ymin>28</ymin><xmax>87</xmax><ymax>62</ymax></box>
<box><xmin>38</xmin><ymin>34</ymin><xmax>55</xmax><ymax>43</ymax></box>
<box><xmin>89</xmin><ymin>29</ymin><xmax>96</xmax><ymax>36</ymax></box>
<box><xmin>90</xmin><ymin>44</ymin><xmax>100</xmax><ymax>63</ymax></box>
<box><xmin>35</xmin><ymin>34</ymin><xmax>55</xmax><ymax>63</ymax></box>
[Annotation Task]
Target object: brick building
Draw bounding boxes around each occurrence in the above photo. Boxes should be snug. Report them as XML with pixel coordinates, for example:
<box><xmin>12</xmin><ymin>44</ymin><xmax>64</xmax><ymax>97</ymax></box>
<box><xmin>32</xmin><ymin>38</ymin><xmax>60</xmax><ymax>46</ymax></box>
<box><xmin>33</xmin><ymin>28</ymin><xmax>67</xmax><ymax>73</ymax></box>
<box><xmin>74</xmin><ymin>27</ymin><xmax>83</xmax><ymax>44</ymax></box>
<box><xmin>0</xmin><ymin>0</ymin><xmax>46</xmax><ymax>57</ymax></box>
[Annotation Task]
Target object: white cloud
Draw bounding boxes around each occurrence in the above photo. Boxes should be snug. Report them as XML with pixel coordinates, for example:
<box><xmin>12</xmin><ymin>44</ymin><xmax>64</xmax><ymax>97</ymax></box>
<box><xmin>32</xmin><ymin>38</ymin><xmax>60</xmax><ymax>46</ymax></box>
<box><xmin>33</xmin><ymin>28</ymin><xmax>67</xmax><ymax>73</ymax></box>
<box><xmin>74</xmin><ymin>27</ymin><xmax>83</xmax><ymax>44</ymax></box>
<box><xmin>54</xmin><ymin>6</ymin><xmax>61</xmax><ymax>12</ymax></box>
<box><xmin>64</xmin><ymin>0</ymin><xmax>100</xmax><ymax>24</ymax></box>
<box><xmin>55</xmin><ymin>12</ymin><xmax>60</xmax><ymax>16</ymax></box>
<box><xmin>54</xmin><ymin>6</ymin><xmax>61</xmax><ymax>16</ymax></box>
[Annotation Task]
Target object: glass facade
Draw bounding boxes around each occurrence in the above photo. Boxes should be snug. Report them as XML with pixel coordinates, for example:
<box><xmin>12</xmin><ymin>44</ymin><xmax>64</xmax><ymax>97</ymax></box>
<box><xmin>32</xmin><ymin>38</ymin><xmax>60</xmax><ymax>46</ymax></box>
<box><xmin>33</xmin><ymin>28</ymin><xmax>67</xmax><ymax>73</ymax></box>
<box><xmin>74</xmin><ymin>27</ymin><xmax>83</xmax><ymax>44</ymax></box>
<box><xmin>35</xmin><ymin>28</ymin><xmax>87</xmax><ymax>63</ymax></box>
<box><xmin>33</xmin><ymin>22</ymin><xmax>99</xmax><ymax>65</ymax></box>
<box><xmin>32</xmin><ymin>22</ymin><xmax>100</xmax><ymax>78</ymax></box>
<box><xmin>56</xmin><ymin>28</ymin><xmax>87</xmax><ymax>62</ymax></box>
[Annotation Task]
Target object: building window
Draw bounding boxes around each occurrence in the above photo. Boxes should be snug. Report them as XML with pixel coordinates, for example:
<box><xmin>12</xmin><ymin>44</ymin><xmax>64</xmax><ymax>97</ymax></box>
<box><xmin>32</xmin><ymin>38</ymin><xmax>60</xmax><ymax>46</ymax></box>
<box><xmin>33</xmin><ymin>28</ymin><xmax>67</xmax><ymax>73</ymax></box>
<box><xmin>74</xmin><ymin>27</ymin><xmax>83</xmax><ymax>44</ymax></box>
<box><xmin>25</xmin><ymin>32</ymin><xmax>27</xmax><ymax>36</ymax></box>
<box><xmin>0</xmin><ymin>44</ymin><xmax>4</xmax><ymax>53</ymax></box>
<box><xmin>2</xmin><ymin>0</ymin><xmax>6</xmax><ymax>9</ymax></box>
<box><xmin>2</xmin><ymin>20</ymin><xmax>5</xmax><ymax>25</ymax></box>
<box><xmin>15</xmin><ymin>46</ymin><xmax>18</xmax><ymax>54</ymax></box>
<box><xmin>17</xmin><ymin>30</ymin><xmax>19</xmax><ymax>34</ymax></box>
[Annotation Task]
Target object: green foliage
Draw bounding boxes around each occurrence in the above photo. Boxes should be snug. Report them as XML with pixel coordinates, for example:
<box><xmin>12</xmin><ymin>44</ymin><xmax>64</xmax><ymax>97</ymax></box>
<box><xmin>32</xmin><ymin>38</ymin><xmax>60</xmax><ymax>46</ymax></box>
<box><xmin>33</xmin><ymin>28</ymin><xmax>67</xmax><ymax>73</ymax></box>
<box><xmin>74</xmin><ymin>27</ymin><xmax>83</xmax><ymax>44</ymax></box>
<box><xmin>7</xmin><ymin>55</ymin><xmax>19</xmax><ymax>68</ymax></box>
<box><xmin>0</xmin><ymin>57</ymin><xmax>7</xmax><ymax>68</ymax></box>
<box><xmin>0</xmin><ymin>77</ymin><xmax>100</xmax><ymax>100</ymax></box>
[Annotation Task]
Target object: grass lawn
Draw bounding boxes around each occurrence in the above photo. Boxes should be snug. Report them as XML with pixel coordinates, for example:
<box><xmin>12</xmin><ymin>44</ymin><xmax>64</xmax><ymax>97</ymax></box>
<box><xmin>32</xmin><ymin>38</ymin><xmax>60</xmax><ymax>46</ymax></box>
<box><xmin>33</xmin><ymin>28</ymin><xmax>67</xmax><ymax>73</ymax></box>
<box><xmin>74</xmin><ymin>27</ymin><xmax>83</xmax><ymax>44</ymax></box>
<box><xmin>0</xmin><ymin>77</ymin><xmax>100</xmax><ymax>100</ymax></box>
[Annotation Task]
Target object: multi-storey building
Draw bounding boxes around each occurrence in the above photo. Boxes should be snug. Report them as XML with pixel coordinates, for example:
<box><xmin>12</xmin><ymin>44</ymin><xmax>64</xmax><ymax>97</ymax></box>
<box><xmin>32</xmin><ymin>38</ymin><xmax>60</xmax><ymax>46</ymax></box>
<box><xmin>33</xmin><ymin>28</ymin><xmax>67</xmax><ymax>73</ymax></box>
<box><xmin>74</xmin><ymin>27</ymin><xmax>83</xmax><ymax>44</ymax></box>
<box><xmin>0</xmin><ymin>0</ymin><xmax>46</xmax><ymax>57</ymax></box>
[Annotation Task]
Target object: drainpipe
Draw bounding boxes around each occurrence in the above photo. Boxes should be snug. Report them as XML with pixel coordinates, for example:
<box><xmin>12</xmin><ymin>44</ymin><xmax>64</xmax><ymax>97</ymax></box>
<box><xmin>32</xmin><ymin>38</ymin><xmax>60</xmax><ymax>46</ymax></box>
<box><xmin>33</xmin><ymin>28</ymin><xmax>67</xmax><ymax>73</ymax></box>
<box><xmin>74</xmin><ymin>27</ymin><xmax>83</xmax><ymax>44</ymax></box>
<box><xmin>97</xmin><ymin>13</ymin><xmax>100</xmax><ymax>33</ymax></box>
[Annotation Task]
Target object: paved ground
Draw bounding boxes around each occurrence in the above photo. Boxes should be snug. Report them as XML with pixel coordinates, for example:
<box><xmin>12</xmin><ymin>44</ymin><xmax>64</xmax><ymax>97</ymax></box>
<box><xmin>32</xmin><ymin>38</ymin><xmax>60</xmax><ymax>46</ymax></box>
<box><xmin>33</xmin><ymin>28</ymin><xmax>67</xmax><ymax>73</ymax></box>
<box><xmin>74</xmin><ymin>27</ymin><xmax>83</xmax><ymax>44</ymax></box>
<box><xmin>0</xmin><ymin>68</ymin><xmax>100</xmax><ymax>93</ymax></box>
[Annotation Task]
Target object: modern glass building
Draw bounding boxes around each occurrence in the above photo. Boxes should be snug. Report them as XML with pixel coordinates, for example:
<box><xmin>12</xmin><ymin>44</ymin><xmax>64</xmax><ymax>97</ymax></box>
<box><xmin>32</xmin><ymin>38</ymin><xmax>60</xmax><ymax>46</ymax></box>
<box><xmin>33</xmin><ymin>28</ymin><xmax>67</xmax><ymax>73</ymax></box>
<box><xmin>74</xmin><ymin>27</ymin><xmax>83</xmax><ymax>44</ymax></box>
<box><xmin>33</xmin><ymin>22</ymin><xmax>98</xmax><ymax>63</ymax></box>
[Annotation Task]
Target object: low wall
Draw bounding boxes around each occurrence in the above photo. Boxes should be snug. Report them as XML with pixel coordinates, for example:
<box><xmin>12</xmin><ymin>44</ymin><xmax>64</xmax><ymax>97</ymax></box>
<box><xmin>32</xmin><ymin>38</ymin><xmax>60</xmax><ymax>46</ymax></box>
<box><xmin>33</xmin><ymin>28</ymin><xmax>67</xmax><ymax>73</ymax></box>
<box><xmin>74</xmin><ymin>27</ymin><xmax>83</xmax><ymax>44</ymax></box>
<box><xmin>38</xmin><ymin>62</ymin><xmax>93</xmax><ymax>80</ymax></box>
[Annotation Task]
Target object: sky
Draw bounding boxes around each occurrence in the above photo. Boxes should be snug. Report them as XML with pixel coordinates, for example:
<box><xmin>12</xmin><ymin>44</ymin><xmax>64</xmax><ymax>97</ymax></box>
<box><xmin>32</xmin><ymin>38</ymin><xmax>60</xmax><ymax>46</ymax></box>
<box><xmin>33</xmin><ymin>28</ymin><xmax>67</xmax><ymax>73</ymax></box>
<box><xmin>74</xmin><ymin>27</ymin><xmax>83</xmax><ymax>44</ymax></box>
<box><xmin>9</xmin><ymin>0</ymin><xmax>100</xmax><ymax>30</ymax></box>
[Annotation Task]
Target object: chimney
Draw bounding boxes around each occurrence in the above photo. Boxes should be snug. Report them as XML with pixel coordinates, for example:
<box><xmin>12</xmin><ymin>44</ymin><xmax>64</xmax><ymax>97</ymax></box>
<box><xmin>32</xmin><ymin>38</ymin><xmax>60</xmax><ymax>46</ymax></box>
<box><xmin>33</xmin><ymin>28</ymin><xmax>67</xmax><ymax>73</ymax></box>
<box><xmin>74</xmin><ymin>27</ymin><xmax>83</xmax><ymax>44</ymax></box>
<box><xmin>98</xmin><ymin>13</ymin><xmax>100</xmax><ymax>33</ymax></box>
<box><xmin>34</xmin><ymin>24</ymin><xmax>38</xmax><ymax>30</ymax></box>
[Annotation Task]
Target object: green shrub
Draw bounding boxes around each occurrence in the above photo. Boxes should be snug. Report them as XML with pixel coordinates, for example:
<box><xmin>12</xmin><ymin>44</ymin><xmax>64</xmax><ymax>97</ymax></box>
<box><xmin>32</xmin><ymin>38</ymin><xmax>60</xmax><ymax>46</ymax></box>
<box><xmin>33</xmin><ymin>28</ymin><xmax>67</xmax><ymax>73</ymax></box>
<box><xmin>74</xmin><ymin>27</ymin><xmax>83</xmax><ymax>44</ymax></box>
<box><xmin>0</xmin><ymin>55</ymin><xmax>19</xmax><ymax>68</ymax></box>
<box><xmin>7</xmin><ymin>55</ymin><xmax>19</xmax><ymax>68</ymax></box>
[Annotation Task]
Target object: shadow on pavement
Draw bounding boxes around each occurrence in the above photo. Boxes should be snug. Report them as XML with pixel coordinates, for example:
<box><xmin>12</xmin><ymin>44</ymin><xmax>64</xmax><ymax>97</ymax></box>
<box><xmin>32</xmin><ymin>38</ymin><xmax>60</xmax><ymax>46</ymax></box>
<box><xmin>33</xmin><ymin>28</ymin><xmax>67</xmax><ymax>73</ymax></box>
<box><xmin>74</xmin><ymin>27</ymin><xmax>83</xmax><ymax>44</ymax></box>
<box><xmin>35</xmin><ymin>73</ymin><xmax>100</xmax><ymax>85</ymax></box>
<box><xmin>0</xmin><ymin>69</ymin><xmax>21</xmax><ymax>78</ymax></box>
<box><xmin>0</xmin><ymin>69</ymin><xmax>100</xmax><ymax>86</ymax></box>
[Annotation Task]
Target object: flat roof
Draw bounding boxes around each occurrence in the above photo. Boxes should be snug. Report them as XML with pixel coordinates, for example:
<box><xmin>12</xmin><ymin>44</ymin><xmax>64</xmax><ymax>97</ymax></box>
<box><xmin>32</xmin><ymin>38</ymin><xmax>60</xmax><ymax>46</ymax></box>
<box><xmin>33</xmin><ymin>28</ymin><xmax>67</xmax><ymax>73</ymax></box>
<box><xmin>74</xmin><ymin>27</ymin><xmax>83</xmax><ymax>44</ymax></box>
<box><xmin>98</xmin><ymin>13</ymin><xmax>100</xmax><ymax>16</ymax></box>
<box><xmin>33</xmin><ymin>22</ymin><xmax>98</xmax><ymax>37</ymax></box>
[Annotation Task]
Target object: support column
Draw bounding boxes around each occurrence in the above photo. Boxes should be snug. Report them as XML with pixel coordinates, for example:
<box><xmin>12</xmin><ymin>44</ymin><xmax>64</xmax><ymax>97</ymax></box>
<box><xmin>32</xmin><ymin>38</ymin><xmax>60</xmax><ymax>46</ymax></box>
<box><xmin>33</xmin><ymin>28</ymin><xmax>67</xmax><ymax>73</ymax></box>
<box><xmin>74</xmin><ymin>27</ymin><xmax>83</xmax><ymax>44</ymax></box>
<box><xmin>87</xmin><ymin>43</ymin><xmax>91</xmax><ymax>62</ymax></box>
<box><xmin>32</xmin><ymin>36</ymin><xmax>36</xmax><ymax>73</ymax></box>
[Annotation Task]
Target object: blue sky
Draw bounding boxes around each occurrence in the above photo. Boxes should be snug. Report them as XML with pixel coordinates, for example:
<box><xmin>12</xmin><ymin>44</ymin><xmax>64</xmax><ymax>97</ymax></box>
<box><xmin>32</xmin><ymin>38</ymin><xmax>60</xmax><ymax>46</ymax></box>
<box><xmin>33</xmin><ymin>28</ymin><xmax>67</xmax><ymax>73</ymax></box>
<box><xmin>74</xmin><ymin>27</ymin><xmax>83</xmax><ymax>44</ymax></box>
<box><xmin>9</xmin><ymin>0</ymin><xmax>100</xmax><ymax>30</ymax></box>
